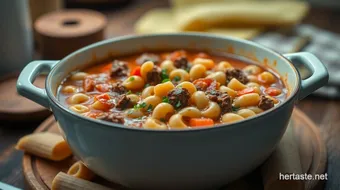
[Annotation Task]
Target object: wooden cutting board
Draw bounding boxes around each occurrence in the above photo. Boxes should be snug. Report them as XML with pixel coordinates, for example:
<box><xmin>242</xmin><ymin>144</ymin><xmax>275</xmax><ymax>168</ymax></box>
<box><xmin>22</xmin><ymin>108</ymin><xmax>327</xmax><ymax>190</ymax></box>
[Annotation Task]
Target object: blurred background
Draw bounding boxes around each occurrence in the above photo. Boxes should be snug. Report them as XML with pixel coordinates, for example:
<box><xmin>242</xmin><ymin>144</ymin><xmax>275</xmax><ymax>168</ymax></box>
<box><xmin>1</xmin><ymin>0</ymin><xmax>340</xmax><ymax>102</ymax></box>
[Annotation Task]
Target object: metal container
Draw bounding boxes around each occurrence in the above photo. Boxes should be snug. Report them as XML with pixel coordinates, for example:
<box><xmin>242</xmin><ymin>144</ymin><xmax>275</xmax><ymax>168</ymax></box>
<box><xmin>0</xmin><ymin>0</ymin><xmax>33</xmax><ymax>77</ymax></box>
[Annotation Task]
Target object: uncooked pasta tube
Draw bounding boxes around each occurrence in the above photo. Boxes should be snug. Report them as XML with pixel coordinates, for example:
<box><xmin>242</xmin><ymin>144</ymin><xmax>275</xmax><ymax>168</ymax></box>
<box><xmin>67</xmin><ymin>161</ymin><xmax>95</xmax><ymax>181</ymax></box>
<box><xmin>52</xmin><ymin>172</ymin><xmax>112</xmax><ymax>190</ymax></box>
<box><xmin>16</xmin><ymin>132</ymin><xmax>72</xmax><ymax>161</ymax></box>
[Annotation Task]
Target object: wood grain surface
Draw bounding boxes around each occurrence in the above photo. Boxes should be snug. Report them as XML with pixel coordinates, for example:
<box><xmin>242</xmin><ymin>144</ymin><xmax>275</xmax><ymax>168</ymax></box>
<box><xmin>0</xmin><ymin>0</ymin><xmax>340</xmax><ymax>189</ymax></box>
<box><xmin>21</xmin><ymin>109</ymin><xmax>326</xmax><ymax>190</ymax></box>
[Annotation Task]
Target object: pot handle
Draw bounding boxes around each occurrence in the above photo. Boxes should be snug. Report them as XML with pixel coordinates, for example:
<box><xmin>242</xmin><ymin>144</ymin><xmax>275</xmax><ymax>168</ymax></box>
<box><xmin>17</xmin><ymin>60</ymin><xmax>59</xmax><ymax>108</ymax></box>
<box><xmin>283</xmin><ymin>52</ymin><xmax>329</xmax><ymax>101</ymax></box>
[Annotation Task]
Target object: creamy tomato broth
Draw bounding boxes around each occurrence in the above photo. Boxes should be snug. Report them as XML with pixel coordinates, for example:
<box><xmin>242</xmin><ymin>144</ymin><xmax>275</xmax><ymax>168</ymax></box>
<box><xmin>57</xmin><ymin>50</ymin><xmax>287</xmax><ymax>129</ymax></box>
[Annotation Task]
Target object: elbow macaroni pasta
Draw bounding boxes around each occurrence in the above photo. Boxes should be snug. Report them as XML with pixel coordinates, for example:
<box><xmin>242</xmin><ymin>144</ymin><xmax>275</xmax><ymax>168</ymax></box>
<box><xmin>193</xmin><ymin>58</ymin><xmax>214</xmax><ymax>69</ymax></box>
<box><xmin>143</xmin><ymin>118</ymin><xmax>167</xmax><ymax>129</ymax></box>
<box><xmin>234</xmin><ymin>93</ymin><xmax>261</xmax><ymax>107</ymax></box>
<box><xmin>57</xmin><ymin>50</ymin><xmax>287</xmax><ymax>129</ymax></box>
<box><xmin>228</xmin><ymin>78</ymin><xmax>247</xmax><ymax>91</ymax></box>
<box><xmin>142</xmin><ymin>86</ymin><xmax>155</xmax><ymax>99</ymax></box>
<box><xmin>70</xmin><ymin>72</ymin><xmax>88</xmax><ymax>81</ymax></box>
<box><xmin>169</xmin><ymin>69</ymin><xmax>190</xmax><ymax>83</ymax></box>
<box><xmin>189</xmin><ymin>64</ymin><xmax>206</xmax><ymax>80</ymax></box>
<box><xmin>70</xmin><ymin>105</ymin><xmax>89</xmax><ymax>113</ymax></box>
<box><xmin>216</xmin><ymin>61</ymin><xmax>233</xmax><ymax>72</ymax></box>
<box><xmin>190</xmin><ymin>91</ymin><xmax>209</xmax><ymax>109</ymax></box>
<box><xmin>69</xmin><ymin>93</ymin><xmax>90</xmax><ymax>104</ymax></box>
<box><xmin>176</xmin><ymin>82</ymin><xmax>197</xmax><ymax>95</ymax></box>
<box><xmin>154</xmin><ymin>82</ymin><xmax>175</xmax><ymax>97</ymax></box>
<box><xmin>152</xmin><ymin>103</ymin><xmax>175</xmax><ymax>120</ymax></box>
<box><xmin>206</xmin><ymin>71</ymin><xmax>227</xmax><ymax>85</ymax></box>
<box><xmin>123</xmin><ymin>76</ymin><xmax>145</xmax><ymax>90</ymax></box>
<box><xmin>140</xmin><ymin>61</ymin><xmax>154</xmax><ymax>80</ymax></box>
<box><xmin>202</xmin><ymin>101</ymin><xmax>221</xmax><ymax>119</ymax></box>
<box><xmin>160</xmin><ymin>60</ymin><xmax>176</xmax><ymax>73</ymax></box>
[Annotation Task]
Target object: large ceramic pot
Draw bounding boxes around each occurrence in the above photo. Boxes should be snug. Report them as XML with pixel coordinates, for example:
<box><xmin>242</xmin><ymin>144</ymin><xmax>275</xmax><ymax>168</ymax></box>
<box><xmin>17</xmin><ymin>33</ymin><xmax>328</xmax><ymax>190</ymax></box>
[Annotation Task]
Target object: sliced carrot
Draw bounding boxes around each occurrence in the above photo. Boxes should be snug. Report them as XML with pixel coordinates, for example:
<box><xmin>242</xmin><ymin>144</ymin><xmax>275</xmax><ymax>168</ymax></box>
<box><xmin>101</xmin><ymin>63</ymin><xmax>112</xmax><ymax>73</ymax></box>
<box><xmin>130</xmin><ymin>66</ymin><xmax>141</xmax><ymax>77</ymax></box>
<box><xmin>95</xmin><ymin>93</ymin><xmax>110</xmax><ymax>101</ymax></box>
<box><xmin>95</xmin><ymin>84</ymin><xmax>110</xmax><ymax>92</ymax></box>
<box><xmin>265</xmin><ymin>87</ymin><xmax>282</xmax><ymax>96</ymax></box>
<box><xmin>196</xmin><ymin>52</ymin><xmax>210</xmax><ymax>59</ymax></box>
<box><xmin>237</xmin><ymin>88</ymin><xmax>255</xmax><ymax>96</ymax></box>
<box><xmin>169</xmin><ymin>50</ymin><xmax>187</xmax><ymax>61</ymax></box>
<box><xmin>189</xmin><ymin>118</ymin><xmax>214</xmax><ymax>127</ymax></box>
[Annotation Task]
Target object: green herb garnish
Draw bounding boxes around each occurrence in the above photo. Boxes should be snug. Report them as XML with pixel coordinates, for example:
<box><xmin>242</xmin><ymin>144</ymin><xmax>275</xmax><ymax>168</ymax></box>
<box><xmin>162</xmin><ymin>96</ymin><xmax>169</xmax><ymax>103</ymax></box>
<box><xmin>161</xmin><ymin>69</ymin><xmax>169</xmax><ymax>80</ymax></box>
<box><xmin>129</xmin><ymin>77</ymin><xmax>135</xmax><ymax>81</ymax></box>
<box><xmin>175</xmin><ymin>101</ymin><xmax>182</xmax><ymax>108</ymax></box>
<box><xmin>173</xmin><ymin>76</ymin><xmax>181</xmax><ymax>82</ymax></box>
<box><xmin>147</xmin><ymin>104</ymin><xmax>153</xmax><ymax>112</ymax></box>
<box><xmin>162</xmin><ymin>78</ymin><xmax>170</xmax><ymax>83</ymax></box>
<box><xmin>145</xmin><ymin>83</ymin><xmax>150</xmax><ymax>88</ymax></box>
<box><xmin>160</xmin><ymin>118</ymin><xmax>166</xmax><ymax>122</ymax></box>
<box><xmin>127</xmin><ymin>90</ymin><xmax>132</xmax><ymax>95</ymax></box>
<box><xmin>127</xmin><ymin>109</ymin><xmax>134</xmax><ymax>114</ymax></box>
<box><xmin>134</xmin><ymin>102</ymin><xmax>147</xmax><ymax>109</ymax></box>
<box><xmin>232</xmin><ymin>106</ymin><xmax>240</xmax><ymax>112</ymax></box>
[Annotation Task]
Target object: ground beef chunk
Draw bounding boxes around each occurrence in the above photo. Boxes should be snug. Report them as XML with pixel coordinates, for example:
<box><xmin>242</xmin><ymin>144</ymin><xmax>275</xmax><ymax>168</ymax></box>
<box><xmin>258</xmin><ymin>95</ymin><xmax>274</xmax><ymax>110</ymax></box>
<box><xmin>111</xmin><ymin>82</ymin><xmax>127</xmax><ymax>94</ymax></box>
<box><xmin>174</xmin><ymin>57</ymin><xmax>189</xmax><ymax>69</ymax></box>
<box><xmin>225</xmin><ymin>68</ymin><xmax>249</xmax><ymax>84</ymax></box>
<box><xmin>111</xmin><ymin>60</ymin><xmax>129</xmax><ymax>77</ymax></box>
<box><xmin>167</xmin><ymin>88</ymin><xmax>190</xmax><ymax>109</ymax></box>
<box><xmin>206</xmin><ymin>90</ymin><xmax>232</xmax><ymax>114</ymax></box>
<box><xmin>116</xmin><ymin>94</ymin><xmax>132</xmax><ymax>110</ymax></box>
<box><xmin>146</xmin><ymin>67</ymin><xmax>162</xmax><ymax>85</ymax></box>
<box><xmin>99</xmin><ymin>112</ymin><xmax>125</xmax><ymax>124</ymax></box>
<box><xmin>136</xmin><ymin>53</ymin><xmax>160</xmax><ymax>65</ymax></box>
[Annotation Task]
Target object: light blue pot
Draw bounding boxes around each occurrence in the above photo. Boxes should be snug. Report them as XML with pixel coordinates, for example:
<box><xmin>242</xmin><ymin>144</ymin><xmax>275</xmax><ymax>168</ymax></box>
<box><xmin>17</xmin><ymin>34</ymin><xmax>328</xmax><ymax>190</ymax></box>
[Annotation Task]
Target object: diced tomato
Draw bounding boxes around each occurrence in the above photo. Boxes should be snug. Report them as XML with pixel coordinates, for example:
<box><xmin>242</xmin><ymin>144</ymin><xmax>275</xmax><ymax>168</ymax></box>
<box><xmin>95</xmin><ymin>93</ymin><xmax>110</xmax><ymax>101</ymax></box>
<box><xmin>95</xmin><ymin>84</ymin><xmax>110</xmax><ymax>92</ymax></box>
<box><xmin>190</xmin><ymin>118</ymin><xmax>214</xmax><ymax>127</ymax></box>
<box><xmin>193</xmin><ymin>78</ymin><xmax>213</xmax><ymax>87</ymax></box>
<box><xmin>207</xmin><ymin>80</ymin><xmax>220</xmax><ymax>91</ymax></box>
<box><xmin>130</xmin><ymin>66</ymin><xmax>141</xmax><ymax>77</ymax></box>
<box><xmin>94</xmin><ymin>93</ymin><xmax>114</xmax><ymax>110</ymax></box>
<box><xmin>83</xmin><ymin>77</ymin><xmax>95</xmax><ymax>92</ymax></box>
<box><xmin>169</xmin><ymin>50</ymin><xmax>187</xmax><ymax>61</ymax></box>
<box><xmin>101</xmin><ymin>63</ymin><xmax>112</xmax><ymax>73</ymax></box>
<box><xmin>196</xmin><ymin>52</ymin><xmax>210</xmax><ymax>59</ymax></box>
<box><xmin>193</xmin><ymin>78</ymin><xmax>219</xmax><ymax>91</ymax></box>
<box><xmin>237</xmin><ymin>88</ymin><xmax>255</xmax><ymax>96</ymax></box>
<box><xmin>83</xmin><ymin>112</ymin><xmax>99</xmax><ymax>118</ymax></box>
<box><xmin>265</xmin><ymin>87</ymin><xmax>282</xmax><ymax>96</ymax></box>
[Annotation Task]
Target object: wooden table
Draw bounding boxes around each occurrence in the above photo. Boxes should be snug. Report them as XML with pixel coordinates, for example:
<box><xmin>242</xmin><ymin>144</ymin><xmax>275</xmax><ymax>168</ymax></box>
<box><xmin>1</xmin><ymin>0</ymin><xmax>340</xmax><ymax>189</ymax></box>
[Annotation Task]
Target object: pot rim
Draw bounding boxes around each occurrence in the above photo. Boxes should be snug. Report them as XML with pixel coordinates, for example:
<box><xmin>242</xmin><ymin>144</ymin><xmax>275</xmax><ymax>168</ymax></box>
<box><xmin>46</xmin><ymin>33</ymin><xmax>301</xmax><ymax>133</ymax></box>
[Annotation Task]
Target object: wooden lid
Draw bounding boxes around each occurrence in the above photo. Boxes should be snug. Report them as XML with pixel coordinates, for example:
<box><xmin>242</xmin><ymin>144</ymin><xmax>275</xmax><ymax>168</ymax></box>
<box><xmin>35</xmin><ymin>9</ymin><xmax>107</xmax><ymax>38</ymax></box>
<box><xmin>34</xmin><ymin>9</ymin><xmax>107</xmax><ymax>59</ymax></box>
<box><xmin>0</xmin><ymin>73</ymin><xmax>51</xmax><ymax>121</ymax></box>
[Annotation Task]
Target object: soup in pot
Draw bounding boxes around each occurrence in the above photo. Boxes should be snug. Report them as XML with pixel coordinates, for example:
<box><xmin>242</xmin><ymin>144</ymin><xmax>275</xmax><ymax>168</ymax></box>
<box><xmin>57</xmin><ymin>50</ymin><xmax>287</xmax><ymax>129</ymax></box>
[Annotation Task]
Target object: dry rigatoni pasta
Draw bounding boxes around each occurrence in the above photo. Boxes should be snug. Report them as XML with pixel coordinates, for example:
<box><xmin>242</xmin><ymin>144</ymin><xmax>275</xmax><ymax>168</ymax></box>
<box><xmin>16</xmin><ymin>132</ymin><xmax>72</xmax><ymax>161</ymax></box>
<box><xmin>67</xmin><ymin>161</ymin><xmax>95</xmax><ymax>181</ymax></box>
<box><xmin>52</xmin><ymin>172</ymin><xmax>112</xmax><ymax>190</ymax></box>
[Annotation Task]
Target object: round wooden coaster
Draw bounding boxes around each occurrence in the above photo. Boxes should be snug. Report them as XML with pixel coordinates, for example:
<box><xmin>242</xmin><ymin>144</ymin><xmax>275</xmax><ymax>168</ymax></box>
<box><xmin>0</xmin><ymin>73</ymin><xmax>51</xmax><ymax>121</ymax></box>
<box><xmin>22</xmin><ymin>109</ymin><xmax>327</xmax><ymax>190</ymax></box>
